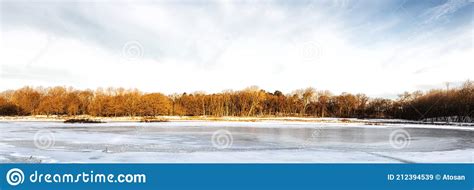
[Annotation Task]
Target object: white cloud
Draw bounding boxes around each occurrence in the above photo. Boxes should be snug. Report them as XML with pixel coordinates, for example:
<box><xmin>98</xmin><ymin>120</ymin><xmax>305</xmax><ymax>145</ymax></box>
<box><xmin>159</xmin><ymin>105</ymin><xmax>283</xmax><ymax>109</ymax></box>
<box><xmin>0</xmin><ymin>0</ymin><xmax>472</xmax><ymax>98</ymax></box>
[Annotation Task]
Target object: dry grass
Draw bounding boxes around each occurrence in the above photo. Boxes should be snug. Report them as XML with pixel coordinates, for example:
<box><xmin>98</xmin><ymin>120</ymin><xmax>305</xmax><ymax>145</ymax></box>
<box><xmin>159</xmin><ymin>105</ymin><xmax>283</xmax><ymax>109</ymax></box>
<box><xmin>64</xmin><ymin>118</ymin><xmax>104</xmax><ymax>123</ymax></box>
<box><xmin>140</xmin><ymin>117</ymin><xmax>170</xmax><ymax>122</ymax></box>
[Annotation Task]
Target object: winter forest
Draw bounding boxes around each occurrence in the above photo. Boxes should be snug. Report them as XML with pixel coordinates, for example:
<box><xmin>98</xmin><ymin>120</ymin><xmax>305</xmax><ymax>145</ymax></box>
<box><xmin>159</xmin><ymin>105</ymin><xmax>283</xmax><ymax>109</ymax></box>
<box><xmin>0</xmin><ymin>80</ymin><xmax>472</xmax><ymax>122</ymax></box>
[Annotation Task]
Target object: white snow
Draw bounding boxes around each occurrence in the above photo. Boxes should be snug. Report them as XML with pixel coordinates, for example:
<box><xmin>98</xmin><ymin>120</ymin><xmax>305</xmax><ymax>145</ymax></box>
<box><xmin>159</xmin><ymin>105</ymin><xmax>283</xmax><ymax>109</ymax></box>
<box><xmin>0</xmin><ymin>121</ymin><xmax>472</xmax><ymax>163</ymax></box>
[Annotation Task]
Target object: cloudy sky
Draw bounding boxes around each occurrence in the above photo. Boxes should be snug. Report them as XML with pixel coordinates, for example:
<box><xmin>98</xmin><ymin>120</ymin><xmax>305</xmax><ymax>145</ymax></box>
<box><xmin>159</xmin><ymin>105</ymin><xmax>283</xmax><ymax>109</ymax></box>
<box><xmin>0</xmin><ymin>0</ymin><xmax>472</xmax><ymax>98</ymax></box>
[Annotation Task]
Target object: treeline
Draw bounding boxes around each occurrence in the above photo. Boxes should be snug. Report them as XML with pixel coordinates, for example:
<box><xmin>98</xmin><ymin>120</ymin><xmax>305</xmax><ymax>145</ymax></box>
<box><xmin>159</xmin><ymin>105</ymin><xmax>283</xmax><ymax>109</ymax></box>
<box><xmin>0</xmin><ymin>81</ymin><xmax>472</xmax><ymax>121</ymax></box>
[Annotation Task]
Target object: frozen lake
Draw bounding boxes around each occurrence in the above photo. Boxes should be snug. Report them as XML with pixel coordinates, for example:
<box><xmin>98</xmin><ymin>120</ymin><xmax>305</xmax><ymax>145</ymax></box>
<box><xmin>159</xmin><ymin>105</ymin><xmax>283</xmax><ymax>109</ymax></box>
<box><xmin>0</xmin><ymin>121</ymin><xmax>473</xmax><ymax>163</ymax></box>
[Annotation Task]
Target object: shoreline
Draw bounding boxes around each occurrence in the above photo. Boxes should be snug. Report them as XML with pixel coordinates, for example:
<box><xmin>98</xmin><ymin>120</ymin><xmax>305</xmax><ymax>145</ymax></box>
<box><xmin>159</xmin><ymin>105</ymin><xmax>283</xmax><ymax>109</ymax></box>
<box><xmin>0</xmin><ymin>115</ymin><xmax>473</xmax><ymax>126</ymax></box>
<box><xmin>1</xmin><ymin>116</ymin><xmax>474</xmax><ymax>132</ymax></box>
<box><xmin>0</xmin><ymin>115</ymin><xmax>360</xmax><ymax>122</ymax></box>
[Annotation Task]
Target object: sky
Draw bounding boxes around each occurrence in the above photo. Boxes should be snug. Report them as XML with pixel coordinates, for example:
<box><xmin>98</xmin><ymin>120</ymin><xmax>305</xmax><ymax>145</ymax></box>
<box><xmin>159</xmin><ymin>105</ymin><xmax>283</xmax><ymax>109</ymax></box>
<box><xmin>0</xmin><ymin>0</ymin><xmax>472</xmax><ymax>98</ymax></box>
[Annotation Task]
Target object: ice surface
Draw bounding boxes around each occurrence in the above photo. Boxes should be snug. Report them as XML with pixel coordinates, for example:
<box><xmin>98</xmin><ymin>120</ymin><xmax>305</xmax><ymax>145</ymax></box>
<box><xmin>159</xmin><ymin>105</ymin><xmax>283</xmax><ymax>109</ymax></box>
<box><xmin>0</xmin><ymin>121</ymin><xmax>472</xmax><ymax>163</ymax></box>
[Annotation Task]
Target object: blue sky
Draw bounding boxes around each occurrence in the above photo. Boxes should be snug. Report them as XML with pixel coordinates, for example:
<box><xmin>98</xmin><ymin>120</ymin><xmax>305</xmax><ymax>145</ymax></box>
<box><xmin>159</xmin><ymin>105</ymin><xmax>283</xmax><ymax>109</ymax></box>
<box><xmin>0</xmin><ymin>0</ymin><xmax>472</xmax><ymax>98</ymax></box>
